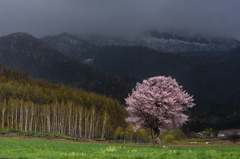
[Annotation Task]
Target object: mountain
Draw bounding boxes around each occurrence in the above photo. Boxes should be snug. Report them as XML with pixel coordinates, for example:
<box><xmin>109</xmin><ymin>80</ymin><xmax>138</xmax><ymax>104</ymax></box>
<box><xmin>221</xmin><ymin>46</ymin><xmax>240</xmax><ymax>58</ymax></box>
<box><xmin>78</xmin><ymin>31</ymin><xmax>240</xmax><ymax>52</ymax></box>
<box><xmin>40</xmin><ymin>32</ymin><xmax>240</xmax><ymax>122</ymax></box>
<box><xmin>41</xmin><ymin>32</ymin><xmax>96</xmax><ymax>64</ymax></box>
<box><xmin>41</xmin><ymin>32</ymin><xmax>240</xmax><ymax>63</ymax></box>
<box><xmin>0</xmin><ymin>32</ymin><xmax>135</xmax><ymax>102</ymax></box>
<box><xmin>0</xmin><ymin>32</ymin><xmax>105</xmax><ymax>83</ymax></box>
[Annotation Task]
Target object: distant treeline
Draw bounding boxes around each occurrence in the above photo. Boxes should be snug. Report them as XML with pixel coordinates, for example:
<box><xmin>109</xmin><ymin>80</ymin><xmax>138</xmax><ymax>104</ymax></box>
<box><xmin>212</xmin><ymin>117</ymin><xmax>240</xmax><ymax>130</ymax></box>
<box><xmin>0</xmin><ymin>63</ymin><xmax>128</xmax><ymax>139</ymax></box>
<box><xmin>183</xmin><ymin>117</ymin><xmax>240</xmax><ymax>135</ymax></box>
<box><xmin>182</xmin><ymin>120</ymin><xmax>213</xmax><ymax>135</ymax></box>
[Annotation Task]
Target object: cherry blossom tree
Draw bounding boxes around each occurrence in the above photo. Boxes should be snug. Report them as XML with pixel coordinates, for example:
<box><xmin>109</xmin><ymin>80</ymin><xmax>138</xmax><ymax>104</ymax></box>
<box><xmin>125</xmin><ymin>76</ymin><xmax>195</xmax><ymax>146</ymax></box>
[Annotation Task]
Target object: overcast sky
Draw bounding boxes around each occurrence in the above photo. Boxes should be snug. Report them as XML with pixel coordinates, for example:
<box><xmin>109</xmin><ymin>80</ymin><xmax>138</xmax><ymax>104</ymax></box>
<box><xmin>0</xmin><ymin>0</ymin><xmax>239</xmax><ymax>40</ymax></box>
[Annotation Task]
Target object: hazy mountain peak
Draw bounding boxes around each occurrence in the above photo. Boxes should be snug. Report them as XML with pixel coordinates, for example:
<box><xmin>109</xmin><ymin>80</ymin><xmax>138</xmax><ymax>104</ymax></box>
<box><xmin>4</xmin><ymin>32</ymin><xmax>34</xmax><ymax>38</ymax></box>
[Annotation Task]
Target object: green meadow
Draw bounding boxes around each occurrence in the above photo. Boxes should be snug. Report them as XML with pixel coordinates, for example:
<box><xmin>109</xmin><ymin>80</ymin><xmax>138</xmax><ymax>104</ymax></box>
<box><xmin>0</xmin><ymin>138</ymin><xmax>239</xmax><ymax>159</ymax></box>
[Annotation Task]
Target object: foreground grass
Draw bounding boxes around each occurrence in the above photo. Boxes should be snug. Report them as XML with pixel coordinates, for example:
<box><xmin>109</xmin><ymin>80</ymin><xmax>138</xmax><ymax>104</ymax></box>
<box><xmin>0</xmin><ymin>138</ymin><xmax>240</xmax><ymax>159</ymax></box>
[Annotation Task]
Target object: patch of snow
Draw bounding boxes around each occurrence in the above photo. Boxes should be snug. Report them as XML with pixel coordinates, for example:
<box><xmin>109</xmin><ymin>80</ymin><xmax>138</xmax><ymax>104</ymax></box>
<box><xmin>79</xmin><ymin>33</ymin><xmax>240</xmax><ymax>53</ymax></box>
<box><xmin>83</xmin><ymin>58</ymin><xmax>94</xmax><ymax>64</ymax></box>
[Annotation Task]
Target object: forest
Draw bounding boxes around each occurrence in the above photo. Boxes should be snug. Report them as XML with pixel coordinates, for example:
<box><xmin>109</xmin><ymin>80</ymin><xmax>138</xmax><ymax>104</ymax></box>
<box><xmin>0</xmin><ymin>63</ymin><xmax>129</xmax><ymax>139</ymax></box>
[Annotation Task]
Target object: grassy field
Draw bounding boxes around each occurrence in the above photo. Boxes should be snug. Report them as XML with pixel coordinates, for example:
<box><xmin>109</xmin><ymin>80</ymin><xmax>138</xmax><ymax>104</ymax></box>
<box><xmin>0</xmin><ymin>137</ymin><xmax>240</xmax><ymax>159</ymax></box>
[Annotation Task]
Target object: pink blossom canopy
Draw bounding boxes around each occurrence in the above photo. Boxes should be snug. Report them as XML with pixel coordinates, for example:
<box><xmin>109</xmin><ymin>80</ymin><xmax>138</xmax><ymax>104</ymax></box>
<box><xmin>125</xmin><ymin>76</ymin><xmax>195</xmax><ymax>132</ymax></box>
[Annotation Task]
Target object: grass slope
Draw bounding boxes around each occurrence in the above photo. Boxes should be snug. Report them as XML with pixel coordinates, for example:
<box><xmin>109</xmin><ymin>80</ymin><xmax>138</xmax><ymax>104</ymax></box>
<box><xmin>0</xmin><ymin>137</ymin><xmax>240</xmax><ymax>159</ymax></box>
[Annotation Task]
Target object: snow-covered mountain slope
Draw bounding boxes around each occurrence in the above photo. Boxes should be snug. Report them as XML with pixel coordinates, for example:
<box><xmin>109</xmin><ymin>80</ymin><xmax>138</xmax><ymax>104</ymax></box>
<box><xmin>41</xmin><ymin>31</ymin><xmax>240</xmax><ymax>64</ymax></box>
<box><xmin>41</xmin><ymin>33</ymin><xmax>96</xmax><ymax>63</ymax></box>
<box><xmin>79</xmin><ymin>31</ymin><xmax>240</xmax><ymax>53</ymax></box>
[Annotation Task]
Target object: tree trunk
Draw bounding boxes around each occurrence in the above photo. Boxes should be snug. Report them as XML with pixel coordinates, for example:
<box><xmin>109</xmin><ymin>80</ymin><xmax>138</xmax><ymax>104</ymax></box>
<box><xmin>95</xmin><ymin>116</ymin><xmax>99</xmax><ymax>138</ymax></box>
<box><xmin>47</xmin><ymin>116</ymin><xmax>50</xmax><ymax>133</ymax></box>
<box><xmin>78</xmin><ymin>108</ymin><xmax>83</xmax><ymax>139</ymax></box>
<box><xmin>74</xmin><ymin>114</ymin><xmax>77</xmax><ymax>138</ymax></box>
<box><xmin>34</xmin><ymin>115</ymin><xmax>38</xmax><ymax>132</ymax></box>
<box><xmin>2</xmin><ymin>103</ymin><xmax>5</xmax><ymax>128</ymax></box>
<box><xmin>53</xmin><ymin>102</ymin><xmax>57</xmax><ymax>134</ymax></box>
<box><xmin>84</xmin><ymin>109</ymin><xmax>88</xmax><ymax>139</ymax></box>
<box><xmin>43</xmin><ymin>106</ymin><xmax>51</xmax><ymax>133</ymax></box>
<box><xmin>101</xmin><ymin>112</ymin><xmax>108</xmax><ymax>139</ymax></box>
<box><xmin>68</xmin><ymin>102</ymin><xmax>72</xmax><ymax>136</ymax></box>
<box><xmin>7</xmin><ymin>111</ymin><xmax>9</xmax><ymax>129</ymax></box>
<box><xmin>20</xmin><ymin>102</ymin><xmax>23</xmax><ymax>131</ymax></box>
<box><xmin>91</xmin><ymin>106</ymin><xmax>95</xmax><ymax>139</ymax></box>
<box><xmin>29</xmin><ymin>104</ymin><xmax>35</xmax><ymax>132</ymax></box>
<box><xmin>15</xmin><ymin>103</ymin><xmax>18</xmax><ymax>130</ymax></box>
<box><xmin>150</xmin><ymin>129</ymin><xmax>155</xmax><ymax>146</ymax></box>
<box><xmin>89</xmin><ymin>116</ymin><xmax>92</xmax><ymax>139</ymax></box>
<box><xmin>25</xmin><ymin>105</ymin><xmax>28</xmax><ymax>131</ymax></box>
<box><xmin>156</xmin><ymin>132</ymin><xmax>161</xmax><ymax>146</ymax></box>
<box><xmin>11</xmin><ymin>109</ymin><xmax>14</xmax><ymax>129</ymax></box>
<box><xmin>10</xmin><ymin>102</ymin><xmax>14</xmax><ymax>129</ymax></box>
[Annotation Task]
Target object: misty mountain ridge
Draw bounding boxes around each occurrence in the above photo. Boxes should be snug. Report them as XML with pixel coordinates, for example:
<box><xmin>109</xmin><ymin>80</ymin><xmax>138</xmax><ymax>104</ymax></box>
<box><xmin>0</xmin><ymin>32</ymin><xmax>136</xmax><ymax>102</ymax></box>
<box><xmin>77</xmin><ymin>31</ymin><xmax>240</xmax><ymax>52</ymax></box>
<box><xmin>41</xmin><ymin>31</ymin><xmax>240</xmax><ymax>64</ymax></box>
<box><xmin>41</xmin><ymin>32</ymin><xmax>96</xmax><ymax>64</ymax></box>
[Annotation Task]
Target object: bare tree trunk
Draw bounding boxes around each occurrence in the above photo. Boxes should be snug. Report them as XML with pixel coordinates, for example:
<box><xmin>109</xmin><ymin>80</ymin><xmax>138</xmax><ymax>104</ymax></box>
<box><xmin>85</xmin><ymin>113</ymin><xmax>89</xmax><ymax>139</ymax></box>
<box><xmin>43</xmin><ymin>106</ymin><xmax>51</xmax><ymax>133</ymax></box>
<box><xmin>60</xmin><ymin>116</ymin><xmax>63</xmax><ymax>134</ymax></box>
<box><xmin>89</xmin><ymin>115</ymin><xmax>92</xmax><ymax>139</ymax></box>
<box><xmin>20</xmin><ymin>101</ymin><xmax>23</xmax><ymax>131</ymax></box>
<box><xmin>44</xmin><ymin>115</ymin><xmax>46</xmax><ymax>133</ymax></box>
<box><xmin>101</xmin><ymin>112</ymin><xmax>108</xmax><ymax>139</ymax></box>
<box><xmin>95</xmin><ymin>116</ymin><xmax>100</xmax><ymax>138</ymax></box>
<box><xmin>47</xmin><ymin>115</ymin><xmax>50</xmax><ymax>133</ymax></box>
<box><xmin>74</xmin><ymin>114</ymin><xmax>78</xmax><ymax>138</ymax></box>
<box><xmin>34</xmin><ymin>106</ymin><xmax>39</xmax><ymax>132</ymax></box>
<box><xmin>91</xmin><ymin>106</ymin><xmax>96</xmax><ymax>139</ymax></box>
<box><xmin>29</xmin><ymin>104</ymin><xmax>35</xmax><ymax>132</ymax></box>
<box><xmin>53</xmin><ymin>102</ymin><xmax>57</xmax><ymax>134</ymax></box>
<box><xmin>11</xmin><ymin>110</ymin><xmax>14</xmax><ymax>129</ymax></box>
<box><xmin>84</xmin><ymin>108</ymin><xmax>88</xmax><ymax>139</ymax></box>
<box><xmin>2</xmin><ymin>102</ymin><xmax>6</xmax><ymax>128</ymax></box>
<box><xmin>25</xmin><ymin>104</ymin><xmax>28</xmax><ymax>131</ymax></box>
<box><xmin>78</xmin><ymin>108</ymin><xmax>83</xmax><ymax>139</ymax></box>
<box><xmin>68</xmin><ymin>102</ymin><xmax>72</xmax><ymax>136</ymax></box>
<box><xmin>62</xmin><ymin>117</ymin><xmax>65</xmax><ymax>135</ymax></box>
<box><xmin>41</xmin><ymin>113</ymin><xmax>44</xmax><ymax>132</ymax></box>
<box><xmin>58</xmin><ymin>102</ymin><xmax>64</xmax><ymax>134</ymax></box>
<box><xmin>7</xmin><ymin>110</ymin><xmax>9</xmax><ymax>129</ymax></box>
<box><xmin>10</xmin><ymin>101</ymin><xmax>14</xmax><ymax>129</ymax></box>
<box><xmin>57</xmin><ymin>113</ymin><xmax>61</xmax><ymax>134</ymax></box>
<box><xmin>34</xmin><ymin>115</ymin><xmax>38</xmax><ymax>132</ymax></box>
<box><xmin>15</xmin><ymin>102</ymin><xmax>18</xmax><ymax>130</ymax></box>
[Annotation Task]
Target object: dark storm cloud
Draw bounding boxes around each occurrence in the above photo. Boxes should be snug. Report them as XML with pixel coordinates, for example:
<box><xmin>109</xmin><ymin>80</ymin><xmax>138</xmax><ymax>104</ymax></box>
<box><xmin>0</xmin><ymin>0</ymin><xmax>240</xmax><ymax>39</ymax></box>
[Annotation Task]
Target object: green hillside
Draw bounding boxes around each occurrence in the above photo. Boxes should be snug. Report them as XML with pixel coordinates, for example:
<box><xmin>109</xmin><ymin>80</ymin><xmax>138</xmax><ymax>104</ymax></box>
<box><xmin>0</xmin><ymin>64</ymin><xmax>128</xmax><ymax>139</ymax></box>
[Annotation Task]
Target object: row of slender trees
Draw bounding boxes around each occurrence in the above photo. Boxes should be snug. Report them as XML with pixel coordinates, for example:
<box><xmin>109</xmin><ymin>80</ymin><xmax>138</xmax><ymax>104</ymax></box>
<box><xmin>1</xmin><ymin>98</ymin><xmax>110</xmax><ymax>139</ymax></box>
<box><xmin>0</xmin><ymin>65</ymin><xmax>129</xmax><ymax>138</ymax></box>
